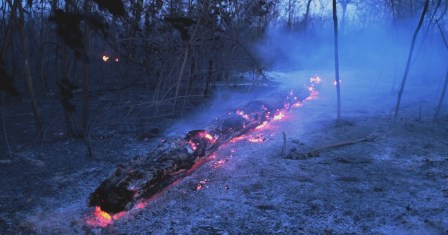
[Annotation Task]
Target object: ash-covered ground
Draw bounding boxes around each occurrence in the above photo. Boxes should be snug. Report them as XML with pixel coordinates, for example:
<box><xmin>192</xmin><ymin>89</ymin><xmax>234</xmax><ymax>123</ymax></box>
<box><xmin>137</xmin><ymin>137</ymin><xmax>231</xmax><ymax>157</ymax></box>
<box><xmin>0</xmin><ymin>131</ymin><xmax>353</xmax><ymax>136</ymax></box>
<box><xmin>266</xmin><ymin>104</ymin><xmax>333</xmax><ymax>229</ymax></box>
<box><xmin>1</xmin><ymin>70</ymin><xmax>447</xmax><ymax>234</ymax></box>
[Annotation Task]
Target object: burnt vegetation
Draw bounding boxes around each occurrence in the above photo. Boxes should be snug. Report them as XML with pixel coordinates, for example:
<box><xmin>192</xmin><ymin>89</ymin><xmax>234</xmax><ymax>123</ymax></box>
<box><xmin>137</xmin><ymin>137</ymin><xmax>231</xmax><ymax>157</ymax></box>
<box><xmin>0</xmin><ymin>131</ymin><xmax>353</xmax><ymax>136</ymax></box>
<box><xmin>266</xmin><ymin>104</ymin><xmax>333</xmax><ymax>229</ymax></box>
<box><xmin>0</xmin><ymin>0</ymin><xmax>447</xmax><ymax>233</ymax></box>
<box><xmin>0</xmin><ymin>0</ymin><xmax>446</xmax><ymax>170</ymax></box>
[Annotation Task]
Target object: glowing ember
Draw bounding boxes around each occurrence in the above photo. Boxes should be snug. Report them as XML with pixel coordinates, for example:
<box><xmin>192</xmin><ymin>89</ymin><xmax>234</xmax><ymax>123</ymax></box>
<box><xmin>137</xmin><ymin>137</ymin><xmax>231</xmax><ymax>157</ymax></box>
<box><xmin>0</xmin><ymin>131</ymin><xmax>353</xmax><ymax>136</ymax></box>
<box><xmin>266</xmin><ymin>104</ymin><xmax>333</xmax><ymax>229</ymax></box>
<box><xmin>236</xmin><ymin>110</ymin><xmax>250</xmax><ymax>120</ymax></box>
<box><xmin>86</xmin><ymin>206</ymin><xmax>113</xmax><ymax>227</ymax></box>
<box><xmin>188</xmin><ymin>140</ymin><xmax>197</xmax><ymax>151</ymax></box>
<box><xmin>230</xmin><ymin>135</ymin><xmax>246</xmax><ymax>143</ymax></box>
<box><xmin>273</xmin><ymin>111</ymin><xmax>285</xmax><ymax>121</ymax></box>
<box><xmin>136</xmin><ymin>201</ymin><xmax>147</xmax><ymax>209</ymax></box>
<box><xmin>255</xmin><ymin>121</ymin><xmax>268</xmax><ymax>129</ymax></box>
<box><xmin>102</xmin><ymin>55</ymin><xmax>110</xmax><ymax>62</ymax></box>
<box><xmin>213</xmin><ymin>159</ymin><xmax>226</xmax><ymax>168</ymax></box>
<box><xmin>310</xmin><ymin>76</ymin><xmax>322</xmax><ymax>84</ymax></box>
<box><xmin>248</xmin><ymin>135</ymin><xmax>266</xmax><ymax>143</ymax></box>
<box><xmin>195</xmin><ymin>180</ymin><xmax>207</xmax><ymax>190</ymax></box>
<box><xmin>292</xmin><ymin>102</ymin><xmax>303</xmax><ymax>108</ymax></box>
<box><xmin>115</xmin><ymin>58</ymin><xmax>119</xmax><ymax>62</ymax></box>
<box><xmin>112</xmin><ymin>211</ymin><xmax>126</xmax><ymax>220</ymax></box>
<box><xmin>307</xmin><ymin>85</ymin><xmax>315</xmax><ymax>92</ymax></box>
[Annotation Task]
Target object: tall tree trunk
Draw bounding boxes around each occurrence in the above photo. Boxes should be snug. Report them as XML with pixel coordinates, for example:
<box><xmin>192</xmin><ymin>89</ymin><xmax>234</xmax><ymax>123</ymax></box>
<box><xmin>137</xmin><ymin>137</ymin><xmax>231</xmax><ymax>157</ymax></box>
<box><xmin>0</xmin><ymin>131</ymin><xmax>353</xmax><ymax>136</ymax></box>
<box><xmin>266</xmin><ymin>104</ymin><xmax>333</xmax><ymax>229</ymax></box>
<box><xmin>82</xmin><ymin>0</ymin><xmax>93</xmax><ymax>156</ymax></box>
<box><xmin>82</xmin><ymin>0</ymin><xmax>90</xmax><ymax>131</ymax></box>
<box><xmin>0</xmin><ymin>1</ymin><xmax>16</xmax><ymax>63</ymax></box>
<box><xmin>340</xmin><ymin>1</ymin><xmax>347</xmax><ymax>33</ymax></box>
<box><xmin>332</xmin><ymin>0</ymin><xmax>341</xmax><ymax>121</ymax></box>
<box><xmin>204</xmin><ymin>59</ymin><xmax>213</xmax><ymax>97</ymax></box>
<box><xmin>303</xmin><ymin>0</ymin><xmax>313</xmax><ymax>30</ymax></box>
<box><xmin>394</xmin><ymin>0</ymin><xmax>430</xmax><ymax>121</ymax></box>
<box><xmin>434</xmin><ymin>68</ymin><xmax>448</xmax><ymax>121</ymax></box>
<box><xmin>16</xmin><ymin>0</ymin><xmax>43</xmax><ymax>134</ymax></box>
<box><xmin>173</xmin><ymin>45</ymin><xmax>190</xmax><ymax>116</ymax></box>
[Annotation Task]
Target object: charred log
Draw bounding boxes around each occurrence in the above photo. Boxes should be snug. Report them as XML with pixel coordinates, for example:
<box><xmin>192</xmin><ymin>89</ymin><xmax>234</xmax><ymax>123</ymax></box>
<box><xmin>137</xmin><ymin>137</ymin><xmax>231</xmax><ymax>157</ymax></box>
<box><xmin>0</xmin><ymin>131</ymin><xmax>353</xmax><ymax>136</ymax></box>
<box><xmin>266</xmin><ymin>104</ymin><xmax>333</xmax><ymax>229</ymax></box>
<box><xmin>89</xmin><ymin>84</ymin><xmax>316</xmax><ymax>214</ymax></box>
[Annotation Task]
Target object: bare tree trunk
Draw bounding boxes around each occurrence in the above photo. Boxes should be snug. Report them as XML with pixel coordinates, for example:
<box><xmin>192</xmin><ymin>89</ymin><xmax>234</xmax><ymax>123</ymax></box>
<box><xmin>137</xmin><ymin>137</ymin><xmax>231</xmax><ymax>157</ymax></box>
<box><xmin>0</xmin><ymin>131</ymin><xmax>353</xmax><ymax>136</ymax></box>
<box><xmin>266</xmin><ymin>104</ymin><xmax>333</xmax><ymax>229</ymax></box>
<box><xmin>394</xmin><ymin>0</ymin><xmax>429</xmax><ymax>122</ymax></box>
<box><xmin>204</xmin><ymin>59</ymin><xmax>213</xmax><ymax>97</ymax></box>
<box><xmin>16</xmin><ymin>0</ymin><xmax>43</xmax><ymax>134</ymax></box>
<box><xmin>82</xmin><ymin>0</ymin><xmax>92</xmax><ymax>156</ymax></box>
<box><xmin>340</xmin><ymin>1</ymin><xmax>347</xmax><ymax>33</ymax></box>
<box><xmin>333</xmin><ymin>0</ymin><xmax>341</xmax><ymax>121</ymax></box>
<box><xmin>38</xmin><ymin>0</ymin><xmax>48</xmax><ymax>95</ymax></box>
<box><xmin>434</xmin><ymin>68</ymin><xmax>448</xmax><ymax>121</ymax></box>
<box><xmin>0</xmin><ymin>1</ymin><xmax>16</xmax><ymax>63</ymax></box>
<box><xmin>82</xmin><ymin>0</ymin><xmax>90</xmax><ymax>131</ymax></box>
<box><xmin>173</xmin><ymin>45</ymin><xmax>190</xmax><ymax>116</ymax></box>
<box><xmin>303</xmin><ymin>0</ymin><xmax>313</xmax><ymax>30</ymax></box>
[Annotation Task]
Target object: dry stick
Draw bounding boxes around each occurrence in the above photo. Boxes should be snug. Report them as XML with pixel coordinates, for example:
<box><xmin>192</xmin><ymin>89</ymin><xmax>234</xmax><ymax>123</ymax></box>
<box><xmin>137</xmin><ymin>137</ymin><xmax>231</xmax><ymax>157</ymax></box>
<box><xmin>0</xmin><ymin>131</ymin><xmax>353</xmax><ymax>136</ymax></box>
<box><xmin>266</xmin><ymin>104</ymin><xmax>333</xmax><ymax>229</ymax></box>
<box><xmin>333</xmin><ymin>0</ymin><xmax>341</xmax><ymax>122</ymax></box>
<box><xmin>297</xmin><ymin>135</ymin><xmax>379</xmax><ymax>159</ymax></box>
<box><xmin>394</xmin><ymin>0</ymin><xmax>430</xmax><ymax>122</ymax></box>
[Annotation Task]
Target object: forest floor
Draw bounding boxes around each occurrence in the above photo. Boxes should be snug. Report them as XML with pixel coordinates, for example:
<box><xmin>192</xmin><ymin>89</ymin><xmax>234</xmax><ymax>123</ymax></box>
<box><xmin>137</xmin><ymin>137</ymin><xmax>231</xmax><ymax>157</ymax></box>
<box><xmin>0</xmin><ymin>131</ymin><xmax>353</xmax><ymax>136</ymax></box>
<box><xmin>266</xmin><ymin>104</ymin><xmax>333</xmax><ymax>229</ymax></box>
<box><xmin>1</xmin><ymin>69</ymin><xmax>447</xmax><ymax>234</ymax></box>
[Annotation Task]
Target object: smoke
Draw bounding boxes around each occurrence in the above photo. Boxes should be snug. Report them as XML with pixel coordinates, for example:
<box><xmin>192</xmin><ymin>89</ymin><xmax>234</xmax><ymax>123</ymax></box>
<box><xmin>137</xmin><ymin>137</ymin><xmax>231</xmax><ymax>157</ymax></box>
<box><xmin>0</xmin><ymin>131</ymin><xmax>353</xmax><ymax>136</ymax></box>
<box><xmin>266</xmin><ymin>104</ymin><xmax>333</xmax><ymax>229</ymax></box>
<box><xmin>254</xmin><ymin>12</ymin><xmax>447</xmax><ymax>118</ymax></box>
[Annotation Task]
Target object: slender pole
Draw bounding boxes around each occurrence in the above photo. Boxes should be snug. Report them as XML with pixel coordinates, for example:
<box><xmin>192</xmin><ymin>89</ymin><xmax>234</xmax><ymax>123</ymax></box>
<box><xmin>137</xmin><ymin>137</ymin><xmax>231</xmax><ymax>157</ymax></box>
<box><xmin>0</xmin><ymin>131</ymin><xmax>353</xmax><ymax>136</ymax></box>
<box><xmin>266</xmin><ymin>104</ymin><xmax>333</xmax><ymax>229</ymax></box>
<box><xmin>333</xmin><ymin>0</ymin><xmax>341</xmax><ymax>121</ymax></box>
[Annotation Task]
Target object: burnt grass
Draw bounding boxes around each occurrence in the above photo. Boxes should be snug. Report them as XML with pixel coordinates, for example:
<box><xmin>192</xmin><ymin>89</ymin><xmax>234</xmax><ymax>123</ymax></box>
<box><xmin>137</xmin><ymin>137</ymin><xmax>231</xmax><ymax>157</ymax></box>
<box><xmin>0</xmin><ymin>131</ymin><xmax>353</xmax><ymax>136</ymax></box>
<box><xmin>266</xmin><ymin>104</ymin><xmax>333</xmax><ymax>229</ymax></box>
<box><xmin>1</xmin><ymin>71</ymin><xmax>448</xmax><ymax>234</ymax></box>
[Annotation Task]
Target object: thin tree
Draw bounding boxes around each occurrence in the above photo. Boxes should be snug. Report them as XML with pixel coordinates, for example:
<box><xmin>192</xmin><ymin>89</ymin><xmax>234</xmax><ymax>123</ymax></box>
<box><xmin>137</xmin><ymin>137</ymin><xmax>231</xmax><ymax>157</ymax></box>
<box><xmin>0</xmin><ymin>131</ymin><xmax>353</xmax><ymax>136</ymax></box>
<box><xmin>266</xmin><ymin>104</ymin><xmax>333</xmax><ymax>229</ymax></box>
<box><xmin>394</xmin><ymin>0</ymin><xmax>430</xmax><ymax>122</ymax></box>
<box><xmin>435</xmin><ymin>68</ymin><xmax>448</xmax><ymax>121</ymax></box>
<box><xmin>333</xmin><ymin>0</ymin><xmax>341</xmax><ymax>121</ymax></box>
<box><xmin>15</xmin><ymin>0</ymin><xmax>43</xmax><ymax>134</ymax></box>
<box><xmin>82</xmin><ymin>0</ymin><xmax>92</xmax><ymax>157</ymax></box>
<box><xmin>434</xmin><ymin>18</ymin><xmax>448</xmax><ymax>121</ymax></box>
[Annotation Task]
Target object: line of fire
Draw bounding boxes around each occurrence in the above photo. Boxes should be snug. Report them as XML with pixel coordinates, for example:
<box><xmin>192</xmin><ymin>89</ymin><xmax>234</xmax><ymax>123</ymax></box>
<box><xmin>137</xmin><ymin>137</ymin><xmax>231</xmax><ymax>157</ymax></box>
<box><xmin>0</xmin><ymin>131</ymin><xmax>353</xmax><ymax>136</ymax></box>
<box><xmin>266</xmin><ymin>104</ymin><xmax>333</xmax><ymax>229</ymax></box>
<box><xmin>86</xmin><ymin>76</ymin><xmax>321</xmax><ymax>227</ymax></box>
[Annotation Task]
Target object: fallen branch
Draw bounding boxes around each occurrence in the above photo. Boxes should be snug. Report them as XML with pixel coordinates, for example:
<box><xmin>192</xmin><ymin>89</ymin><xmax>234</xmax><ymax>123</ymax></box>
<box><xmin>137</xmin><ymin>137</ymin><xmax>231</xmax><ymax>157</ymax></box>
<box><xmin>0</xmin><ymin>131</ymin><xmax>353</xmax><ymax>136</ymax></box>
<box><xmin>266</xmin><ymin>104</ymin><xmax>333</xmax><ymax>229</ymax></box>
<box><xmin>287</xmin><ymin>134</ymin><xmax>379</xmax><ymax>160</ymax></box>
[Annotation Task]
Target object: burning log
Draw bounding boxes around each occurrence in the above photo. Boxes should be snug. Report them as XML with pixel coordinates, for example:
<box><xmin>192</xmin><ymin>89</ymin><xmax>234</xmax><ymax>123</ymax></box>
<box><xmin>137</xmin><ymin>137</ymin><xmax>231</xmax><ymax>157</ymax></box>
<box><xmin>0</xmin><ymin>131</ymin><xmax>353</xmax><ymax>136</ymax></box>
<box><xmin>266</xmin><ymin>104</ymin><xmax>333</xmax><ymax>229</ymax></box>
<box><xmin>89</xmin><ymin>78</ymin><xmax>320</xmax><ymax>215</ymax></box>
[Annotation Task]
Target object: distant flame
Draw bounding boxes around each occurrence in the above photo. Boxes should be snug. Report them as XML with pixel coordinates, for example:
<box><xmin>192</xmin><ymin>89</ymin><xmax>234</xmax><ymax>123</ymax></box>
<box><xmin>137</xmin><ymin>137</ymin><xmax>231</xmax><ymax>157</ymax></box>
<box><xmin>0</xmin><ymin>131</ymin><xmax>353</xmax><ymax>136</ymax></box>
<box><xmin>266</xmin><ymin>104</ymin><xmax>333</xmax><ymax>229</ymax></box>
<box><xmin>273</xmin><ymin>111</ymin><xmax>285</xmax><ymax>121</ymax></box>
<box><xmin>310</xmin><ymin>76</ymin><xmax>322</xmax><ymax>84</ymax></box>
<box><xmin>115</xmin><ymin>58</ymin><xmax>119</xmax><ymax>62</ymax></box>
<box><xmin>102</xmin><ymin>55</ymin><xmax>110</xmax><ymax>62</ymax></box>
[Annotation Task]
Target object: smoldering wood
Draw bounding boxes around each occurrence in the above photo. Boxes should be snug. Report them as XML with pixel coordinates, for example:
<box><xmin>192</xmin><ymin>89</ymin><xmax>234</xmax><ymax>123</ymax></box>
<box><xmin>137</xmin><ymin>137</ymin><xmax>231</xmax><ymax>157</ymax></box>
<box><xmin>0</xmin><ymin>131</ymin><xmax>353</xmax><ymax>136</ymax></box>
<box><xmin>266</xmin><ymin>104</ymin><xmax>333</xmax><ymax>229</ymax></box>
<box><xmin>89</xmin><ymin>85</ymin><xmax>312</xmax><ymax>214</ymax></box>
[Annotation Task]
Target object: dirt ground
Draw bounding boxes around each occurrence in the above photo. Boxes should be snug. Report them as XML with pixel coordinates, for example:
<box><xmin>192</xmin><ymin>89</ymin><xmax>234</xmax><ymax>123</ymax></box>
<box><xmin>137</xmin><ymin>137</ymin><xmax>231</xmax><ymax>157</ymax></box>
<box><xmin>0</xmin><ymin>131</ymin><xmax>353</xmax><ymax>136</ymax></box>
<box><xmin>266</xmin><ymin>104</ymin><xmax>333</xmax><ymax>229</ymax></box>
<box><xmin>1</xmin><ymin>70</ymin><xmax>447</xmax><ymax>234</ymax></box>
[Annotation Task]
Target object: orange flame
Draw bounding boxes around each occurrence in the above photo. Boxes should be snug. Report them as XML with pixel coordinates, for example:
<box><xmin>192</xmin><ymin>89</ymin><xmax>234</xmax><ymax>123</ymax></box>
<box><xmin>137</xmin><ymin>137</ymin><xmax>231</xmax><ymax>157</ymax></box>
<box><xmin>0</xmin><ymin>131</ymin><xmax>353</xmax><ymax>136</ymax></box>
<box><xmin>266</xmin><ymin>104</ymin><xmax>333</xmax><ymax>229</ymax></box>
<box><xmin>255</xmin><ymin>121</ymin><xmax>268</xmax><ymax>129</ymax></box>
<box><xmin>102</xmin><ymin>55</ymin><xmax>110</xmax><ymax>62</ymax></box>
<box><xmin>86</xmin><ymin>206</ymin><xmax>113</xmax><ymax>227</ymax></box>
